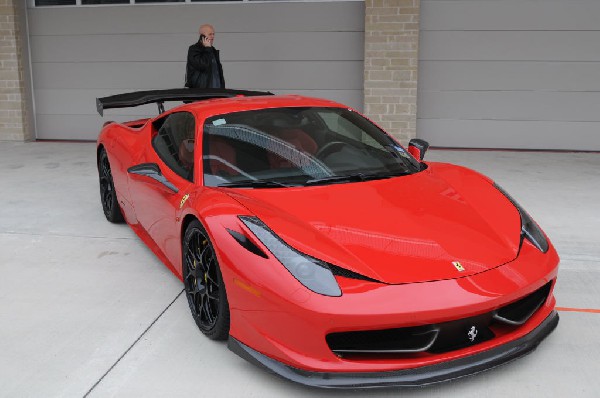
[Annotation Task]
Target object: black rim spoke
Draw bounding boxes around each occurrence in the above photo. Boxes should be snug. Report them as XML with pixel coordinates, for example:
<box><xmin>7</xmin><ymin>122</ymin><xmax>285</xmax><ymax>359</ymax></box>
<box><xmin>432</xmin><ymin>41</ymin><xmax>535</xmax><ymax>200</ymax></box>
<box><xmin>184</xmin><ymin>227</ymin><xmax>221</xmax><ymax>330</ymax></box>
<box><xmin>206</xmin><ymin>293</ymin><xmax>220</xmax><ymax>302</ymax></box>
<box><xmin>100</xmin><ymin>156</ymin><xmax>114</xmax><ymax>212</ymax></box>
<box><xmin>189</xmin><ymin>291</ymin><xmax>201</xmax><ymax>315</ymax></box>
<box><xmin>202</xmin><ymin>297</ymin><xmax>216</xmax><ymax>324</ymax></box>
<box><xmin>206</xmin><ymin>276</ymin><xmax>218</xmax><ymax>289</ymax></box>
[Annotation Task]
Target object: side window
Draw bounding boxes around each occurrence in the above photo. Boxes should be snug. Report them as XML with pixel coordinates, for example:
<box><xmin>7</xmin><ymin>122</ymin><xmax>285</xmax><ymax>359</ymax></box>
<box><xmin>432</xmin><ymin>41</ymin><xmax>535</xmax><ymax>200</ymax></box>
<box><xmin>152</xmin><ymin>112</ymin><xmax>196</xmax><ymax>181</ymax></box>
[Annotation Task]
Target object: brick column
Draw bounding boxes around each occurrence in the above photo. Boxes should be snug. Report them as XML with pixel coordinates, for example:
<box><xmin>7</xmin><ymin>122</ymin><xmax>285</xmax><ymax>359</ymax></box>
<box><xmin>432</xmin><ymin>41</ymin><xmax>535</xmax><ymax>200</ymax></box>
<box><xmin>0</xmin><ymin>0</ymin><xmax>31</xmax><ymax>141</ymax></box>
<box><xmin>364</xmin><ymin>0</ymin><xmax>420</xmax><ymax>144</ymax></box>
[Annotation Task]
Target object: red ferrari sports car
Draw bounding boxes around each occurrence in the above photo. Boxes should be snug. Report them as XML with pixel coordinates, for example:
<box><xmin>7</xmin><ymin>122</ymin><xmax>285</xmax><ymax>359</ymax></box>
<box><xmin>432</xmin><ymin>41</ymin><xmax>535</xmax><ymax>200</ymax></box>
<box><xmin>96</xmin><ymin>88</ymin><xmax>559</xmax><ymax>388</ymax></box>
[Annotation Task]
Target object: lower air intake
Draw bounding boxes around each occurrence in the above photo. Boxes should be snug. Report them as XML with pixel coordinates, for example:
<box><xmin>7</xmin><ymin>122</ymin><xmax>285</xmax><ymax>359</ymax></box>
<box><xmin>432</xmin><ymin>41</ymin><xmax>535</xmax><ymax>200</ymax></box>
<box><xmin>326</xmin><ymin>280</ymin><xmax>554</xmax><ymax>358</ymax></box>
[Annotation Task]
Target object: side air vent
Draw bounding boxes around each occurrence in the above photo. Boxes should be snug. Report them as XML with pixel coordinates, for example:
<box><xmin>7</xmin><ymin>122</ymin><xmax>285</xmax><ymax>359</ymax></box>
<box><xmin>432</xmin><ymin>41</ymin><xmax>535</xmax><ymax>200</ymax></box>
<box><xmin>227</xmin><ymin>229</ymin><xmax>269</xmax><ymax>259</ymax></box>
<box><xmin>493</xmin><ymin>281</ymin><xmax>552</xmax><ymax>326</ymax></box>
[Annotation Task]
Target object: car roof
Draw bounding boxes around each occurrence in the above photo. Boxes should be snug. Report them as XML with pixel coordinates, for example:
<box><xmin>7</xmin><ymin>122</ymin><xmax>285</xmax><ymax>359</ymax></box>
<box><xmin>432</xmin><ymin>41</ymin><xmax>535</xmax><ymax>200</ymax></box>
<box><xmin>172</xmin><ymin>94</ymin><xmax>348</xmax><ymax>117</ymax></box>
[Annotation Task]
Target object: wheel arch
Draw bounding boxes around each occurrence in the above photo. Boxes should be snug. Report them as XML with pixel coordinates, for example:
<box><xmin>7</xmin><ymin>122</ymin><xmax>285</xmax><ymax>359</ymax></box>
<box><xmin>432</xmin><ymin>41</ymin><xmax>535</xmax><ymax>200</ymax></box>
<box><xmin>97</xmin><ymin>144</ymin><xmax>105</xmax><ymax>168</ymax></box>
<box><xmin>181</xmin><ymin>213</ymin><xmax>200</xmax><ymax>243</ymax></box>
<box><xmin>181</xmin><ymin>214</ymin><xmax>231</xmax><ymax>340</ymax></box>
<box><xmin>180</xmin><ymin>213</ymin><xmax>232</xmax><ymax>295</ymax></box>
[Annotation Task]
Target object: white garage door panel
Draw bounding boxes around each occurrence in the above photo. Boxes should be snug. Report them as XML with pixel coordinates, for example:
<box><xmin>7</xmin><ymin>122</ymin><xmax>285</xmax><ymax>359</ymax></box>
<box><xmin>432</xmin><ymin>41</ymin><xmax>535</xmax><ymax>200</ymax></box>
<box><xmin>32</xmin><ymin>62</ymin><xmax>185</xmax><ymax>90</ymax></box>
<box><xmin>36</xmin><ymin>114</ymin><xmax>153</xmax><ymax>140</ymax></box>
<box><xmin>419</xmin><ymin>61</ymin><xmax>600</xmax><ymax>92</ymax></box>
<box><xmin>419</xmin><ymin>0</ymin><xmax>600</xmax><ymax>150</ymax></box>
<box><xmin>418</xmin><ymin>91</ymin><xmax>600</xmax><ymax>122</ymax></box>
<box><xmin>421</xmin><ymin>31</ymin><xmax>600</xmax><ymax>62</ymax></box>
<box><xmin>31</xmin><ymin>32</ymin><xmax>364</xmax><ymax>63</ymax></box>
<box><xmin>29</xmin><ymin>2</ymin><xmax>364</xmax><ymax>140</ymax></box>
<box><xmin>32</xmin><ymin>61</ymin><xmax>363</xmax><ymax>91</ymax></box>
<box><xmin>226</xmin><ymin>62</ymin><xmax>364</xmax><ymax>91</ymax></box>
<box><xmin>37</xmin><ymin>90</ymin><xmax>363</xmax><ymax>140</ymax></box>
<box><xmin>35</xmin><ymin>89</ymin><xmax>162</xmax><ymax>116</ymax></box>
<box><xmin>28</xmin><ymin>2</ymin><xmax>364</xmax><ymax>35</ymax></box>
<box><xmin>418</xmin><ymin>119</ymin><xmax>598</xmax><ymax>151</ymax></box>
<box><xmin>35</xmin><ymin>88</ymin><xmax>363</xmax><ymax>119</ymax></box>
<box><xmin>422</xmin><ymin>0</ymin><xmax>600</xmax><ymax>31</ymax></box>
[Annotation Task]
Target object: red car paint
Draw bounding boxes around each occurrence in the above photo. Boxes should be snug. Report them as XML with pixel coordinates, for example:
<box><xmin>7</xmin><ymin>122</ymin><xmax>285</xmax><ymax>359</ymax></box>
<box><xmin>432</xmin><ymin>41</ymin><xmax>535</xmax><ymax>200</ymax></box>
<box><xmin>97</xmin><ymin>93</ymin><xmax>559</xmax><ymax>385</ymax></box>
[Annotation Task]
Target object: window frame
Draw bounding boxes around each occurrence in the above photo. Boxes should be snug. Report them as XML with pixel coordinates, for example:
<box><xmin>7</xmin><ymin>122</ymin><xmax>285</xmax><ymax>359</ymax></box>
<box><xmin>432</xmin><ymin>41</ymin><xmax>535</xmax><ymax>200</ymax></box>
<box><xmin>151</xmin><ymin>111</ymin><xmax>197</xmax><ymax>183</ymax></box>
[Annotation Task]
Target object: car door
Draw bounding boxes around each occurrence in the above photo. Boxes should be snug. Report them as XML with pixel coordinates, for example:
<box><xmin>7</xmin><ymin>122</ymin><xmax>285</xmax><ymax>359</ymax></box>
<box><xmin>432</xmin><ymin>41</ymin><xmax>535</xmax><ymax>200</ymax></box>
<box><xmin>127</xmin><ymin>111</ymin><xmax>197</xmax><ymax>268</ymax></box>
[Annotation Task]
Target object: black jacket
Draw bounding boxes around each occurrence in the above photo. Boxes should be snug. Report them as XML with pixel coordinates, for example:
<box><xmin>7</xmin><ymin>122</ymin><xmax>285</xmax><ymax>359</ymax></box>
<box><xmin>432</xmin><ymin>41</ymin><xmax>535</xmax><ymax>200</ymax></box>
<box><xmin>185</xmin><ymin>42</ymin><xmax>225</xmax><ymax>89</ymax></box>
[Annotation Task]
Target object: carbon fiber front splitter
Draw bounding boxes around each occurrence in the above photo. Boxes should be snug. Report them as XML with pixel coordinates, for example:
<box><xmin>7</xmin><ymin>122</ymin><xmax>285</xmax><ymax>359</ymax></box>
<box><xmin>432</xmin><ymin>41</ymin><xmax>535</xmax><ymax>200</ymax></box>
<box><xmin>227</xmin><ymin>310</ymin><xmax>559</xmax><ymax>389</ymax></box>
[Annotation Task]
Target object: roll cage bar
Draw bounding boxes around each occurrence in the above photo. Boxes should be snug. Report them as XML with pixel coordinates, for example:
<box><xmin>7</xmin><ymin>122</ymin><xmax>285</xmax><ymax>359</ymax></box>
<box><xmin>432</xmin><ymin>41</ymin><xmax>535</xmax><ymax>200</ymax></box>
<box><xmin>96</xmin><ymin>88</ymin><xmax>273</xmax><ymax>116</ymax></box>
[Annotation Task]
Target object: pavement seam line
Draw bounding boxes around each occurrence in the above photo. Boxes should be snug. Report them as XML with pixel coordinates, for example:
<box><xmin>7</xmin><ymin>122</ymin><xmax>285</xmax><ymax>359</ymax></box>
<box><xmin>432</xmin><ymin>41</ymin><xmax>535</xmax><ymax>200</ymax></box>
<box><xmin>83</xmin><ymin>288</ymin><xmax>185</xmax><ymax>397</ymax></box>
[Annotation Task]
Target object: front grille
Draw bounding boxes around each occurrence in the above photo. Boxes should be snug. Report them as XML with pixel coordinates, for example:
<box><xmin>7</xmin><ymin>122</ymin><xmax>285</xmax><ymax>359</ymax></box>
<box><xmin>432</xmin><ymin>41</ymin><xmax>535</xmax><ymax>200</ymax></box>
<box><xmin>327</xmin><ymin>281</ymin><xmax>553</xmax><ymax>358</ymax></box>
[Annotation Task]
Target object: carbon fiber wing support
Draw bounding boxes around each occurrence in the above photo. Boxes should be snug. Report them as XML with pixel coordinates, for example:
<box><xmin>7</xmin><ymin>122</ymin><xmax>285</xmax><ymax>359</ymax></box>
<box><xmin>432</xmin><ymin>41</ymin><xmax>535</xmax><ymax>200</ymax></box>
<box><xmin>96</xmin><ymin>88</ymin><xmax>273</xmax><ymax>116</ymax></box>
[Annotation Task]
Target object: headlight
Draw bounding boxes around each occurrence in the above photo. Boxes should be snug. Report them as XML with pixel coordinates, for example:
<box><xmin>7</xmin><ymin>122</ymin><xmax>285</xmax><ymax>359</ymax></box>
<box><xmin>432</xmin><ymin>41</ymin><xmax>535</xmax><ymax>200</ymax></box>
<box><xmin>494</xmin><ymin>184</ymin><xmax>549</xmax><ymax>253</ymax></box>
<box><xmin>239</xmin><ymin>216</ymin><xmax>342</xmax><ymax>297</ymax></box>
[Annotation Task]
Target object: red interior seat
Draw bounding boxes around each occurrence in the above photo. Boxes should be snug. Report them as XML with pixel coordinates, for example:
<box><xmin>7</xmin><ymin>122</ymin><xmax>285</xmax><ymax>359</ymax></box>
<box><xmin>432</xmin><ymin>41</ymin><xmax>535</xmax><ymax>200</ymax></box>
<box><xmin>179</xmin><ymin>139</ymin><xmax>195</xmax><ymax>170</ymax></box>
<box><xmin>208</xmin><ymin>136</ymin><xmax>239</xmax><ymax>176</ymax></box>
<box><xmin>268</xmin><ymin>128</ymin><xmax>317</xmax><ymax>169</ymax></box>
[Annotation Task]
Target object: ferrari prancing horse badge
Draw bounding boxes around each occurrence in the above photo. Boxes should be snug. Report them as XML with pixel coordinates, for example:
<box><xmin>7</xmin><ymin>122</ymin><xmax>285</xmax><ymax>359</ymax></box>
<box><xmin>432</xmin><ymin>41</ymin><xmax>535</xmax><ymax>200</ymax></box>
<box><xmin>452</xmin><ymin>261</ymin><xmax>465</xmax><ymax>272</ymax></box>
<box><xmin>179</xmin><ymin>193</ymin><xmax>190</xmax><ymax>209</ymax></box>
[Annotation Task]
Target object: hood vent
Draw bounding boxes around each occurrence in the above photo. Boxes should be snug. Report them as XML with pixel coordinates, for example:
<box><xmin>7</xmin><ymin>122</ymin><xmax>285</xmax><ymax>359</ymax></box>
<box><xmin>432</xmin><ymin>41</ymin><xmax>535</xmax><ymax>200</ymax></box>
<box><xmin>227</xmin><ymin>229</ymin><xmax>269</xmax><ymax>259</ymax></box>
<box><xmin>329</xmin><ymin>264</ymin><xmax>382</xmax><ymax>284</ymax></box>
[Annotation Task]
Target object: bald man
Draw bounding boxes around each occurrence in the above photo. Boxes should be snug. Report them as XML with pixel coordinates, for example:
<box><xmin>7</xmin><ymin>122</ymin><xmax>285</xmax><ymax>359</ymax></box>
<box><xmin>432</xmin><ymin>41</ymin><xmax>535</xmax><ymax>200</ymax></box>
<box><xmin>185</xmin><ymin>24</ymin><xmax>225</xmax><ymax>89</ymax></box>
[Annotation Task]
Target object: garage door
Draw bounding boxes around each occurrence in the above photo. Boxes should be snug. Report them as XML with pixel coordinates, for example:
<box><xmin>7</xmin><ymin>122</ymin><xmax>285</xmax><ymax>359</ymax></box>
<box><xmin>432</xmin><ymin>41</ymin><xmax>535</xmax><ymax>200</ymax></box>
<box><xmin>418</xmin><ymin>0</ymin><xmax>600</xmax><ymax>151</ymax></box>
<box><xmin>27</xmin><ymin>2</ymin><xmax>364</xmax><ymax>140</ymax></box>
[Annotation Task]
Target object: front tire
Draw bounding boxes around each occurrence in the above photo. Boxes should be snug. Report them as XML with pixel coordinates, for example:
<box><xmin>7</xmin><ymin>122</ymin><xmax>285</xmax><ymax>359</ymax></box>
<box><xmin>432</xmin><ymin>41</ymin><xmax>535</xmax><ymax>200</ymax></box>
<box><xmin>183</xmin><ymin>220</ymin><xmax>230</xmax><ymax>340</ymax></box>
<box><xmin>98</xmin><ymin>149</ymin><xmax>124</xmax><ymax>223</ymax></box>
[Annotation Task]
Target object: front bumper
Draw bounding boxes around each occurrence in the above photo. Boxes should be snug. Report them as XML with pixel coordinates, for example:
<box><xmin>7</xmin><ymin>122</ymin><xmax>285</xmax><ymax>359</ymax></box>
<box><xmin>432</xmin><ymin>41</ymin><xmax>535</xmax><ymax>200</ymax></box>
<box><xmin>228</xmin><ymin>310</ymin><xmax>558</xmax><ymax>388</ymax></box>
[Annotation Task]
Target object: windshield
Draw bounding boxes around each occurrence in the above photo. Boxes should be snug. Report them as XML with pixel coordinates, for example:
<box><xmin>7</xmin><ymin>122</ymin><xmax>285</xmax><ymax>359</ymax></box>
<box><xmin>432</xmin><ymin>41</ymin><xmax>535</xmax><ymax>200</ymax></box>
<box><xmin>202</xmin><ymin>107</ymin><xmax>421</xmax><ymax>187</ymax></box>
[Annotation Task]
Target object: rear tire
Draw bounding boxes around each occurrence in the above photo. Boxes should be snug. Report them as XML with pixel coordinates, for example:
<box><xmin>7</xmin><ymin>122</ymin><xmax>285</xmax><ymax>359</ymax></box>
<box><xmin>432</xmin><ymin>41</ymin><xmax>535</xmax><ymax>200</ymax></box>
<box><xmin>183</xmin><ymin>220</ymin><xmax>230</xmax><ymax>340</ymax></box>
<box><xmin>98</xmin><ymin>149</ymin><xmax>124</xmax><ymax>223</ymax></box>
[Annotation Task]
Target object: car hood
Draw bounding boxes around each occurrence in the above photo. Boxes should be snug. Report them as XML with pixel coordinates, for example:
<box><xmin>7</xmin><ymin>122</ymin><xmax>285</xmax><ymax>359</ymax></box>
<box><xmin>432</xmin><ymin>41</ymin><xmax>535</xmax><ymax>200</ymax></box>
<box><xmin>223</xmin><ymin>163</ymin><xmax>522</xmax><ymax>284</ymax></box>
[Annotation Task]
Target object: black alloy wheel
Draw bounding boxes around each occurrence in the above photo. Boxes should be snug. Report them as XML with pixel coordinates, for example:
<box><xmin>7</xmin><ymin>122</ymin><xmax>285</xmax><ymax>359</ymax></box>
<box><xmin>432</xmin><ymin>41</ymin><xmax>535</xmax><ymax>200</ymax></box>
<box><xmin>98</xmin><ymin>149</ymin><xmax>124</xmax><ymax>223</ymax></box>
<box><xmin>183</xmin><ymin>220</ymin><xmax>230</xmax><ymax>340</ymax></box>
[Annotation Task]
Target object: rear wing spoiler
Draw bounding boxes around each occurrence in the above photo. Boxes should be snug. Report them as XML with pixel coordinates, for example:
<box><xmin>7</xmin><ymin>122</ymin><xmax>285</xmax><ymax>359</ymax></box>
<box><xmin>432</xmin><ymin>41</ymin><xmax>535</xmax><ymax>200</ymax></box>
<box><xmin>96</xmin><ymin>88</ymin><xmax>273</xmax><ymax>116</ymax></box>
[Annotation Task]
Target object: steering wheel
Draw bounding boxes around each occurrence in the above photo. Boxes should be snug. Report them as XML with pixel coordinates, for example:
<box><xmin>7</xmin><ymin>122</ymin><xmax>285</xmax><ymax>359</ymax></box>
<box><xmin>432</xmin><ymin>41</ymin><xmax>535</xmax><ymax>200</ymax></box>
<box><xmin>315</xmin><ymin>141</ymin><xmax>350</xmax><ymax>160</ymax></box>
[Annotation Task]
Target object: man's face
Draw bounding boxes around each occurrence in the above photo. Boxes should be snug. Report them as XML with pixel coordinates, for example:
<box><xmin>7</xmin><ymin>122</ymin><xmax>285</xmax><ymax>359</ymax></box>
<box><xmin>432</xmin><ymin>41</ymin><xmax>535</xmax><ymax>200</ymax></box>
<box><xmin>200</xmin><ymin>26</ymin><xmax>215</xmax><ymax>46</ymax></box>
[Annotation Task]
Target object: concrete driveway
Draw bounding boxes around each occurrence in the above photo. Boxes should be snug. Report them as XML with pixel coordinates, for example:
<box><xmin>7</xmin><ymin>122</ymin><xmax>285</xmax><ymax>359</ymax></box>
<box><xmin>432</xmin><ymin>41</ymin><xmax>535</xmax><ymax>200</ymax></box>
<box><xmin>0</xmin><ymin>142</ymin><xmax>598</xmax><ymax>397</ymax></box>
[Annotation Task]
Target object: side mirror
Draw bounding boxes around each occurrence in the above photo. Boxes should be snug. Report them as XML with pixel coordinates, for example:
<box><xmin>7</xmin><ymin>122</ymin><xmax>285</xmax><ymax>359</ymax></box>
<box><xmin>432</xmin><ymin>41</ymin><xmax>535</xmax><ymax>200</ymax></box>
<box><xmin>408</xmin><ymin>139</ymin><xmax>430</xmax><ymax>161</ymax></box>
